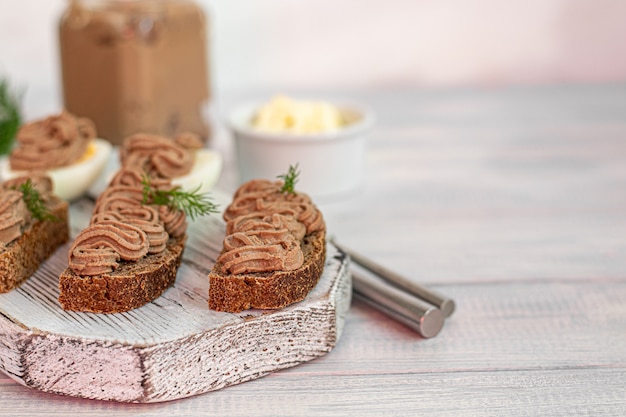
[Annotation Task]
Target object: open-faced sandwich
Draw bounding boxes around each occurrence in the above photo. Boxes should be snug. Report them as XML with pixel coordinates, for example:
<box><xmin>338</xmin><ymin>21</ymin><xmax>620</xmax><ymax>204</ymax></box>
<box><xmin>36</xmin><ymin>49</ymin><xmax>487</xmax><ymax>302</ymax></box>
<box><xmin>208</xmin><ymin>165</ymin><xmax>326</xmax><ymax>312</ymax></box>
<box><xmin>58</xmin><ymin>133</ymin><xmax>217</xmax><ymax>313</ymax></box>
<box><xmin>0</xmin><ymin>173</ymin><xmax>69</xmax><ymax>293</ymax></box>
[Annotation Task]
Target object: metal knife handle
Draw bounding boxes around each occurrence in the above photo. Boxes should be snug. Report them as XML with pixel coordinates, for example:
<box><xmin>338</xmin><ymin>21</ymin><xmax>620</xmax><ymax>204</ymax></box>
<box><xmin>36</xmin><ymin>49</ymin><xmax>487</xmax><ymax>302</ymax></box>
<box><xmin>331</xmin><ymin>237</ymin><xmax>456</xmax><ymax>318</ymax></box>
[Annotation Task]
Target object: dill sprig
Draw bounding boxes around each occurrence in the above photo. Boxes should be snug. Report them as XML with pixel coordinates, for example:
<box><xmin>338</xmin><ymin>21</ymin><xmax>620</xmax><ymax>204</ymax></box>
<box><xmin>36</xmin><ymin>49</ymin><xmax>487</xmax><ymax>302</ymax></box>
<box><xmin>141</xmin><ymin>175</ymin><xmax>219</xmax><ymax>221</ymax></box>
<box><xmin>14</xmin><ymin>179</ymin><xmax>59</xmax><ymax>222</ymax></box>
<box><xmin>277</xmin><ymin>163</ymin><xmax>300</xmax><ymax>194</ymax></box>
<box><xmin>0</xmin><ymin>79</ymin><xmax>22</xmax><ymax>155</ymax></box>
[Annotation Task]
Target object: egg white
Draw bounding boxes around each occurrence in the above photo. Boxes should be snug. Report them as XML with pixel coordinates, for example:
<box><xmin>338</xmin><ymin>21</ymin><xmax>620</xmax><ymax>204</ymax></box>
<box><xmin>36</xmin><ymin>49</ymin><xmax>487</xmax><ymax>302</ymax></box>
<box><xmin>172</xmin><ymin>149</ymin><xmax>223</xmax><ymax>194</ymax></box>
<box><xmin>87</xmin><ymin>148</ymin><xmax>223</xmax><ymax>199</ymax></box>
<box><xmin>0</xmin><ymin>138</ymin><xmax>113</xmax><ymax>201</ymax></box>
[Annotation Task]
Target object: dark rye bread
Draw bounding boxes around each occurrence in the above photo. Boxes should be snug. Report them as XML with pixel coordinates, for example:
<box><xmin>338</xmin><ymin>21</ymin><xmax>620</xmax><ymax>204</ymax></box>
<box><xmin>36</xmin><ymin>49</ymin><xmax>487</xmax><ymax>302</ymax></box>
<box><xmin>58</xmin><ymin>235</ymin><xmax>186</xmax><ymax>313</ymax></box>
<box><xmin>0</xmin><ymin>198</ymin><xmax>69</xmax><ymax>293</ymax></box>
<box><xmin>208</xmin><ymin>230</ymin><xmax>326</xmax><ymax>312</ymax></box>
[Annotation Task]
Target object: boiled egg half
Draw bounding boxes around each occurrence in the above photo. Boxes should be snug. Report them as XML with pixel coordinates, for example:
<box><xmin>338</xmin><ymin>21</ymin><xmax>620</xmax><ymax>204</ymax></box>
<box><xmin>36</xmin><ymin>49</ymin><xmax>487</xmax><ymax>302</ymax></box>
<box><xmin>87</xmin><ymin>148</ymin><xmax>222</xmax><ymax>198</ymax></box>
<box><xmin>0</xmin><ymin>138</ymin><xmax>112</xmax><ymax>201</ymax></box>
<box><xmin>172</xmin><ymin>148</ymin><xmax>223</xmax><ymax>194</ymax></box>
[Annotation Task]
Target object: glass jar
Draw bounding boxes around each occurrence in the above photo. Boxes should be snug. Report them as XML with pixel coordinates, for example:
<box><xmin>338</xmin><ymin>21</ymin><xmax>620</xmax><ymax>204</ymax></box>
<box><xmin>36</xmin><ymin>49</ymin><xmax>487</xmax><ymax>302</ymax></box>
<box><xmin>59</xmin><ymin>0</ymin><xmax>211</xmax><ymax>145</ymax></box>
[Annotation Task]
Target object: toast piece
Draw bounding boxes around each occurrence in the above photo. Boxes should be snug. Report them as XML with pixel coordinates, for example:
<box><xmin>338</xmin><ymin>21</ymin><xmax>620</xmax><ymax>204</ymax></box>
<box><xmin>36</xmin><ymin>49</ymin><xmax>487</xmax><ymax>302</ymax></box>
<box><xmin>58</xmin><ymin>235</ymin><xmax>186</xmax><ymax>313</ymax></box>
<box><xmin>0</xmin><ymin>197</ymin><xmax>69</xmax><ymax>293</ymax></box>
<box><xmin>208</xmin><ymin>230</ymin><xmax>326</xmax><ymax>312</ymax></box>
<box><xmin>208</xmin><ymin>178</ymin><xmax>327</xmax><ymax>313</ymax></box>
<box><xmin>57</xmin><ymin>131</ymin><xmax>207</xmax><ymax>313</ymax></box>
<box><xmin>59</xmin><ymin>166</ymin><xmax>192</xmax><ymax>314</ymax></box>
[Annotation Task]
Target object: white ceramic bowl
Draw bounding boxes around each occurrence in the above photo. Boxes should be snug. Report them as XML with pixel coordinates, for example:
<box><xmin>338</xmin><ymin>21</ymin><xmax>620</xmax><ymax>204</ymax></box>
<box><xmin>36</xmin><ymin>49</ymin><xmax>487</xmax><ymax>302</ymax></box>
<box><xmin>228</xmin><ymin>99</ymin><xmax>375</xmax><ymax>200</ymax></box>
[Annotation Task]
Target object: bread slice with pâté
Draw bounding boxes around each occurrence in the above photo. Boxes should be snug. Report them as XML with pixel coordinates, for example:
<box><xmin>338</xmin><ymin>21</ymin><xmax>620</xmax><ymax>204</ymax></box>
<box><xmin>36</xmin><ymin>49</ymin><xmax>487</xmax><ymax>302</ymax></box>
<box><xmin>58</xmin><ymin>234</ymin><xmax>186</xmax><ymax>313</ymax></box>
<box><xmin>58</xmin><ymin>168</ymin><xmax>190</xmax><ymax>314</ymax></box>
<box><xmin>0</xmin><ymin>174</ymin><xmax>69</xmax><ymax>293</ymax></box>
<box><xmin>208</xmin><ymin>175</ymin><xmax>326</xmax><ymax>312</ymax></box>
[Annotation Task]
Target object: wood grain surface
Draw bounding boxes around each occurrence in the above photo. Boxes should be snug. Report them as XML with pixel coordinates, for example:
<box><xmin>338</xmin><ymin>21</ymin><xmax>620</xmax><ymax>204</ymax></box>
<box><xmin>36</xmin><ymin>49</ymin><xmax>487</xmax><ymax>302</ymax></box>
<box><xmin>1</xmin><ymin>84</ymin><xmax>625</xmax><ymax>415</ymax></box>
<box><xmin>0</xmin><ymin>195</ymin><xmax>351</xmax><ymax>402</ymax></box>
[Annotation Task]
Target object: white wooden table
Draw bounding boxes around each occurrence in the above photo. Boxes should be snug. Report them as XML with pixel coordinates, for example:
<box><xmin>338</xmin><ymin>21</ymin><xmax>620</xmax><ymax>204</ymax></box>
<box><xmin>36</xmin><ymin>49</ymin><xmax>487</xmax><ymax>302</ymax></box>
<box><xmin>1</xmin><ymin>85</ymin><xmax>625</xmax><ymax>416</ymax></box>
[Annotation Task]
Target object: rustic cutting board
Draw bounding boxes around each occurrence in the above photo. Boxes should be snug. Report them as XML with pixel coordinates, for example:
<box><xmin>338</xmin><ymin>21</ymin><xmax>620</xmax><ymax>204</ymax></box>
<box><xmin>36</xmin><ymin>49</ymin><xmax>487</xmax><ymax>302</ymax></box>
<box><xmin>0</xmin><ymin>196</ymin><xmax>351</xmax><ymax>403</ymax></box>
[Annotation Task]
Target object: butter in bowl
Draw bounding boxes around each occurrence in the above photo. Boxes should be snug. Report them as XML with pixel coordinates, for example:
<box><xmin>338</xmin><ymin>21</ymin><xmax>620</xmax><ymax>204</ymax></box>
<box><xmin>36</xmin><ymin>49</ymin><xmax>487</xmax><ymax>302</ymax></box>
<box><xmin>227</xmin><ymin>95</ymin><xmax>375</xmax><ymax>201</ymax></box>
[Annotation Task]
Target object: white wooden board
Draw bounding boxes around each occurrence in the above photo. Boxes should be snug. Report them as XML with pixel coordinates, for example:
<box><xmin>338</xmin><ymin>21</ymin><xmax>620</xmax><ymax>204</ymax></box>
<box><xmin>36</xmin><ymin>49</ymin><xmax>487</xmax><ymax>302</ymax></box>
<box><xmin>0</xmin><ymin>197</ymin><xmax>351</xmax><ymax>403</ymax></box>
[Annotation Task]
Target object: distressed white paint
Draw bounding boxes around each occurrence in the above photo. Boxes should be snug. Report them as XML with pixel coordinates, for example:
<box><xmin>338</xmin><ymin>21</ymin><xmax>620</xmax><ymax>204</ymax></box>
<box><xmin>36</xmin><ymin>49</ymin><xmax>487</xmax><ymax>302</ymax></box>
<box><xmin>0</xmin><ymin>200</ymin><xmax>351</xmax><ymax>402</ymax></box>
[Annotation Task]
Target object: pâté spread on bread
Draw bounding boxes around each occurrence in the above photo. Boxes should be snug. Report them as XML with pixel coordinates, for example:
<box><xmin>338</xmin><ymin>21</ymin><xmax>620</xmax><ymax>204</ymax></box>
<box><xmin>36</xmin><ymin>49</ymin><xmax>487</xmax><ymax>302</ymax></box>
<box><xmin>0</xmin><ymin>173</ymin><xmax>69</xmax><ymax>293</ymax></box>
<box><xmin>59</xmin><ymin>132</ymin><xmax>217</xmax><ymax>313</ymax></box>
<box><xmin>209</xmin><ymin>165</ymin><xmax>326</xmax><ymax>312</ymax></box>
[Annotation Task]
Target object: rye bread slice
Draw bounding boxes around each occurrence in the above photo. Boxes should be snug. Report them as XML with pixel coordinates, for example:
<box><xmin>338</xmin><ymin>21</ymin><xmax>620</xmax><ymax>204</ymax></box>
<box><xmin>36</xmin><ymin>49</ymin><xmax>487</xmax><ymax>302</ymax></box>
<box><xmin>0</xmin><ymin>197</ymin><xmax>69</xmax><ymax>293</ymax></box>
<box><xmin>58</xmin><ymin>235</ymin><xmax>186</xmax><ymax>313</ymax></box>
<box><xmin>208</xmin><ymin>230</ymin><xmax>326</xmax><ymax>312</ymax></box>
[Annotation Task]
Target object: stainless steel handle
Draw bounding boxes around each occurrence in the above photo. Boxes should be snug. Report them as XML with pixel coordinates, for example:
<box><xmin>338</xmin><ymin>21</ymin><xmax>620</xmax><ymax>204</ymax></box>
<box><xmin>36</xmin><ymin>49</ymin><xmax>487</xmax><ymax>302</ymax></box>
<box><xmin>352</xmin><ymin>268</ymin><xmax>445</xmax><ymax>338</ymax></box>
<box><xmin>331</xmin><ymin>237</ymin><xmax>455</xmax><ymax>338</ymax></box>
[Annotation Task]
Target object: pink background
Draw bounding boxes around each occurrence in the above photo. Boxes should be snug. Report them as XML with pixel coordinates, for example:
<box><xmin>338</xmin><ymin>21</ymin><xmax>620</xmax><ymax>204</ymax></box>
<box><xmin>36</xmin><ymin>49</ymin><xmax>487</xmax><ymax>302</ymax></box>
<box><xmin>1</xmin><ymin>0</ymin><xmax>626</xmax><ymax>117</ymax></box>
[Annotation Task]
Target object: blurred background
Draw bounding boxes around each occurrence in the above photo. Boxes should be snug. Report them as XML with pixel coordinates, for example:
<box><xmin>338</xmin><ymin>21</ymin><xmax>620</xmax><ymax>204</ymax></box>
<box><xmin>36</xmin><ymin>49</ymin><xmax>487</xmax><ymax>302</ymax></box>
<box><xmin>1</xmin><ymin>0</ymin><xmax>626</xmax><ymax>119</ymax></box>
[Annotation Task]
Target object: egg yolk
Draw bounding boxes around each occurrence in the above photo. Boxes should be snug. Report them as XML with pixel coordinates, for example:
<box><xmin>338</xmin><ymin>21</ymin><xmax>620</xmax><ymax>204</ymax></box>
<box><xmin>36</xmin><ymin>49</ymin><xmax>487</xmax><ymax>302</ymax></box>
<box><xmin>76</xmin><ymin>142</ymin><xmax>97</xmax><ymax>163</ymax></box>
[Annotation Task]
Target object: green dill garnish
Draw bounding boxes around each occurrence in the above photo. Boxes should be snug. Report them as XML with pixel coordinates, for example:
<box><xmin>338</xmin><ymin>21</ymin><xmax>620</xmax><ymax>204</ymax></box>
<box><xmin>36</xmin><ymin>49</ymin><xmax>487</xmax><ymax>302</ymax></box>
<box><xmin>0</xmin><ymin>79</ymin><xmax>22</xmax><ymax>155</ymax></box>
<box><xmin>277</xmin><ymin>163</ymin><xmax>300</xmax><ymax>194</ymax></box>
<box><xmin>141</xmin><ymin>174</ymin><xmax>219</xmax><ymax>221</ymax></box>
<box><xmin>13</xmin><ymin>179</ymin><xmax>58</xmax><ymax>222</ymax></box>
